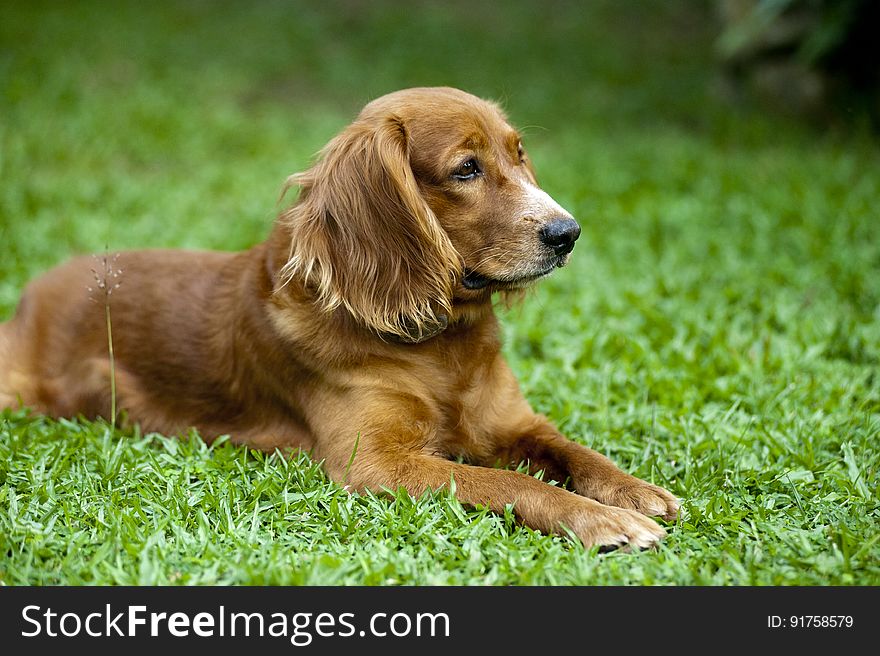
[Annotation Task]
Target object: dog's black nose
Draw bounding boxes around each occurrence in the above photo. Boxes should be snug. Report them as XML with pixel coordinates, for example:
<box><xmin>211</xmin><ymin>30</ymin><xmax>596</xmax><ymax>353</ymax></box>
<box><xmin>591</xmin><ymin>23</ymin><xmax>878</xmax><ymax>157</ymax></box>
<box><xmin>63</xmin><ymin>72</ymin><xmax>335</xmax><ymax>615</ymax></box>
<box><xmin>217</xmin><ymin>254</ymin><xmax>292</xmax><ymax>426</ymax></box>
<box><xmin>539</xmin><ymin>217</ymin><xmax>581</xmax><ymax>255</ymax></box>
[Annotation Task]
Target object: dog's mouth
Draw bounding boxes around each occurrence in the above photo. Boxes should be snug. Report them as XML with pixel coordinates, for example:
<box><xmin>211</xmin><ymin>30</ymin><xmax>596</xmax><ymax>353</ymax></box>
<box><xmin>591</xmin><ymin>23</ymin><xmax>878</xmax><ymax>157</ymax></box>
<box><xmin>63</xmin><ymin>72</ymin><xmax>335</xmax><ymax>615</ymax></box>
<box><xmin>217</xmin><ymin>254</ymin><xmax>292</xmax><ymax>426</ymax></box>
<box><xmin>461</xmin><ymin>271</ymin><xmax>494</xmax><ymax>290</ymax></box>
<box><xmin>462</xmin><ymin>255</ymin><xmax>569</xmax><ymax>291</ymax></box>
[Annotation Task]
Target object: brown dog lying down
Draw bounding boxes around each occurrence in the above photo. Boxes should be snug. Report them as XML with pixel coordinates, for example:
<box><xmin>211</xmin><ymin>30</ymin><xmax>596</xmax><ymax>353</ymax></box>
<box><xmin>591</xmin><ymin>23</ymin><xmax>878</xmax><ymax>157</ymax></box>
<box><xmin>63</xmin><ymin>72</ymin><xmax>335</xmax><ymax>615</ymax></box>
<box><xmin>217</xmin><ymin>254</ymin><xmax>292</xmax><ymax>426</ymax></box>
<box><xmin>0</xmin><ymin>87</ymin><xmax>678</xmax><ymax>550</ymax></box>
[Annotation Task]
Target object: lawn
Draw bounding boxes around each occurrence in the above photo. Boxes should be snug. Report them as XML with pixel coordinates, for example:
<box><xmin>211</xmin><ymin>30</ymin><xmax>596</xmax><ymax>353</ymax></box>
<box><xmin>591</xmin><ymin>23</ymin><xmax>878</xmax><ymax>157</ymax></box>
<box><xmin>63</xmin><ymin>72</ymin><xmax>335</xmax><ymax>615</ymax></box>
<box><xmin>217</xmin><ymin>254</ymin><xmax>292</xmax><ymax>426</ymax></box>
<box><xmin>1</xmin><ymin>1</ymin><xmax>878</xmax><ymax>585</ymax></box>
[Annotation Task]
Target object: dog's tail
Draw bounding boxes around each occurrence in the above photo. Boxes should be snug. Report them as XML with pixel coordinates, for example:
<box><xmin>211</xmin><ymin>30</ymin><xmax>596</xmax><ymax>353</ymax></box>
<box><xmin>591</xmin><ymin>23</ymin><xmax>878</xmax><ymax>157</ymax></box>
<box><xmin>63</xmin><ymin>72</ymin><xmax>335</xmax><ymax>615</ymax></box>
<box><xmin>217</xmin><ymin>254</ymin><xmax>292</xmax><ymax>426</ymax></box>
<box><xmin>0</xmin><ymin>323</ymin><xmax>10</xmax><ymax>406</ymax></box>
<box><xmin>0</xmin><ymin>318</ymin><xmax>22</xmax><ymax>410</ymax></box>
<box><xmin>0</xmin><ymin>320</ymin><xmax>11</xmax><ymax>399</ymax></box>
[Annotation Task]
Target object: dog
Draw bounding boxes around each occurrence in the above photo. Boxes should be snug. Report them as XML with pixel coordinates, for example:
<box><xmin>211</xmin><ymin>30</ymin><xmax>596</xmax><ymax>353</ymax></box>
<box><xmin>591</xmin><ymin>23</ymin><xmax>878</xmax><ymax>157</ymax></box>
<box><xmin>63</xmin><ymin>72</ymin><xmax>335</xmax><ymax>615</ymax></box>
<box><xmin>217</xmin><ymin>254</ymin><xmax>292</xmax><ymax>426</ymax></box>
<box><xmin>0</xmin><ymin>87</ymin><xmax>678</xmax><ymax>550</ymax></box>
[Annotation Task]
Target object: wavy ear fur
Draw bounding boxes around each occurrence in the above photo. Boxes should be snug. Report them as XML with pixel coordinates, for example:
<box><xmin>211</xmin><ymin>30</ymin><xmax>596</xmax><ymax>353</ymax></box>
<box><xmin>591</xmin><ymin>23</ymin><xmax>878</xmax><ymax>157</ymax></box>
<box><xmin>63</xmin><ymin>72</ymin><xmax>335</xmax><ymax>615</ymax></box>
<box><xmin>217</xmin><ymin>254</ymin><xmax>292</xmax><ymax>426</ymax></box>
<box><xmin>279</xmin><ymin>115</ymin><xmax>461</xmax><ymax>342</ymax></box>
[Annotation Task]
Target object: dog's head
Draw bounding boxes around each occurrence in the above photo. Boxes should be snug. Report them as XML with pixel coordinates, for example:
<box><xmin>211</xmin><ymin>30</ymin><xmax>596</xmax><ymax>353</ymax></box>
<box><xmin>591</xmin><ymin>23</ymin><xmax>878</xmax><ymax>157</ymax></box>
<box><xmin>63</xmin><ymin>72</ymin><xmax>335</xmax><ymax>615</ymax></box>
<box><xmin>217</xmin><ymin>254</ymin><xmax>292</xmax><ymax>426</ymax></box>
<box><xmin>280</xmin><ymin>87</ymin><xmax>579</xmax><ymax>342</ymax></box>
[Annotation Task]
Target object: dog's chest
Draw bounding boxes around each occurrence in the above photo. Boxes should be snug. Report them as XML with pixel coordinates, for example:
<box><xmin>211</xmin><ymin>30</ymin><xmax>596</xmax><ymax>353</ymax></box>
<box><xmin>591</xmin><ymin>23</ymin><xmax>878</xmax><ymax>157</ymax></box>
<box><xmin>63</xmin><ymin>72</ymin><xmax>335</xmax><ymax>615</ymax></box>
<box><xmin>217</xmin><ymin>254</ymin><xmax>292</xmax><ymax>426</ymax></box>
<box><xmin>429</xmin><ymin>346</ymin><xmax>514</xmax><ymax>456</ymax></box>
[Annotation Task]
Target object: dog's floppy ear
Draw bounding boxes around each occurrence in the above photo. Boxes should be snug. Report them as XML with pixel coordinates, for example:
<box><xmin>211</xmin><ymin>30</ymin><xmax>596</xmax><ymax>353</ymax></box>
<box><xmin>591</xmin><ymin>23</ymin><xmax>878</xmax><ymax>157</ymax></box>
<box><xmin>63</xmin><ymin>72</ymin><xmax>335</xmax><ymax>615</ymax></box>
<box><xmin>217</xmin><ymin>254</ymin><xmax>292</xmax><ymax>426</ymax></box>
<box><xmin>279</xmin><ymin>114</ymin><xmax>461</xmax><ymax>342</ymax></box>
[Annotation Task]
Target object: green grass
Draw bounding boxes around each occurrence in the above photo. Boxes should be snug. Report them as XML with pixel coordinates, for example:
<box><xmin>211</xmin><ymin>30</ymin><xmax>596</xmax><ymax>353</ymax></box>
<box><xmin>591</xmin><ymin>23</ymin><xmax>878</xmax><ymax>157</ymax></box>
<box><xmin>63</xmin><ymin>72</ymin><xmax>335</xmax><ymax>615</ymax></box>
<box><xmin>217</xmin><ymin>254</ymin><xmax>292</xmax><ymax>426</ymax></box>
<box><xmin>1</xmin><ymin>0</ymin><xmax>878</xmax><ymax>585</ymax></box>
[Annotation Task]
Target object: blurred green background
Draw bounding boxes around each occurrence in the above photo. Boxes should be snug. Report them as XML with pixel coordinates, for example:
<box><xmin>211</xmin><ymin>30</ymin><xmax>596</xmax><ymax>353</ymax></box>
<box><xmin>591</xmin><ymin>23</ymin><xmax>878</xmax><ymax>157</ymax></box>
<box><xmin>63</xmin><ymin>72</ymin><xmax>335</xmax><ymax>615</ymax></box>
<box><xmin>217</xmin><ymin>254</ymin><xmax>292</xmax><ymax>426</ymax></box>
<box><xmin>1</xmin><ymin>1</ymin><xmax>878</xmax><ymax>584</ymax></box>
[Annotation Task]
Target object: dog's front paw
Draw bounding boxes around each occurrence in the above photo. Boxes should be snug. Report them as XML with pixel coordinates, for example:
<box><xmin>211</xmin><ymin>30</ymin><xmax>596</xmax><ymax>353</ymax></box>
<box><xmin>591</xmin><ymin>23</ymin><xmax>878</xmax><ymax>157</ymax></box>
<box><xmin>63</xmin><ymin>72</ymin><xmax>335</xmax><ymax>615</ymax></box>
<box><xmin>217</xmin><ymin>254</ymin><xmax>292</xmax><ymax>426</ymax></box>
<box><xmin>595</xmin><ymin>477</ymin><xmax>680</xmax><ymax>522</ymax></box>
<box><xmin>564</xmin><ymin>500</ymin><xmax>667</xmax><ymax>551</ymax></box>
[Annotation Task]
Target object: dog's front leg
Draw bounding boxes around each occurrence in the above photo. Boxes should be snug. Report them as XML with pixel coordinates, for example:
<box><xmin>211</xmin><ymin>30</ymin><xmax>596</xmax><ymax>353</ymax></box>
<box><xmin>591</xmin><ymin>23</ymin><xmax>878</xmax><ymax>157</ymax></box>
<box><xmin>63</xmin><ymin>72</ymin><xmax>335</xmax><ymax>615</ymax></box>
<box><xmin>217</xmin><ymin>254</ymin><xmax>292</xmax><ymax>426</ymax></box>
<box><xmin>311</xmin><ymin>396</ymin><xmax>666</xmax><ymax>550</ymax></box>
<box><xmin>481</xmin><ymin>414</ymin><xmax>680</xmax><ymax>522</ymax></box>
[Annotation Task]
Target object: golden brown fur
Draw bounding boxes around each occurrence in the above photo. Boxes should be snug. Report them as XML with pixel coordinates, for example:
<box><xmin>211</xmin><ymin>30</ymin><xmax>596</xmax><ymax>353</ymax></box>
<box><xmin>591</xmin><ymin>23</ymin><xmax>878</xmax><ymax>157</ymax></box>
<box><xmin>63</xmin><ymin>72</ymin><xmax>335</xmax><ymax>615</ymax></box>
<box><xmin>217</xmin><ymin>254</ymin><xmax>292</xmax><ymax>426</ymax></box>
<box><xmin>0</xmin><ymin>87</ymin><xmax>678</xmax><ymax>550</ymax></box>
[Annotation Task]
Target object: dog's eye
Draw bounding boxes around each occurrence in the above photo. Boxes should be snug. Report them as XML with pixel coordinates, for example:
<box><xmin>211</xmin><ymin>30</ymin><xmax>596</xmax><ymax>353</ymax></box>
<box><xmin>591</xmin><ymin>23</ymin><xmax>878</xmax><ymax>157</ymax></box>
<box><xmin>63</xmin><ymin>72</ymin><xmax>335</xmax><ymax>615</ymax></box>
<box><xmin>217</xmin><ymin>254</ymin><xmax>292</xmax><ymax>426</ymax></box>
<box><xmin>517</xmin><ymin>142</ymin><xmax>525</xmax><ymax>163</ymax></box>
<box><xmin>453</xmin><ymin>159</ymin><xmax>481</xmax><ymax>180</ymax></box>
